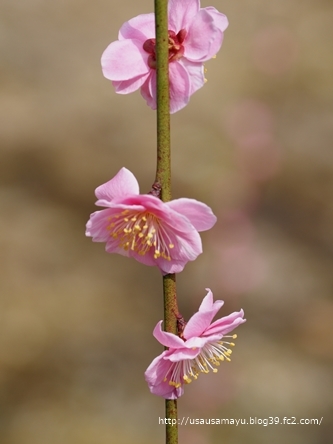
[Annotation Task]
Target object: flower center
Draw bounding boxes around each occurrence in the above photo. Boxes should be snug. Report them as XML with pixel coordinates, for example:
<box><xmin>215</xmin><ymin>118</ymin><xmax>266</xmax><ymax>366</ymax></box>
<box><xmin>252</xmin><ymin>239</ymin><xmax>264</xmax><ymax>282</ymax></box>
<box><xmin>143</xmin><ymin>29</ymin><xmax>187</xmax><ymax>69</ymax></box>
<box><xmin>106</xmin><ymin>209</ymin><xmax>174</xmax><ymax>260</ymax></box>
<box><xmin>165</xmin><ymin>335</ymin><xmax>238</xmax><ymax>388</ymax></box>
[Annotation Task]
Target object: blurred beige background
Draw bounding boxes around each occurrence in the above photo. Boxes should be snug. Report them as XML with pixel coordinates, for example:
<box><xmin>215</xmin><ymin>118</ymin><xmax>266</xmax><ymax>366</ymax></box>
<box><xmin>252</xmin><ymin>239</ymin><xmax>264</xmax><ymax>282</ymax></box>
<box><xmin>1</xmin><ymin>0</ymin><xmax>332</xmax><ymax>443</ymax></box>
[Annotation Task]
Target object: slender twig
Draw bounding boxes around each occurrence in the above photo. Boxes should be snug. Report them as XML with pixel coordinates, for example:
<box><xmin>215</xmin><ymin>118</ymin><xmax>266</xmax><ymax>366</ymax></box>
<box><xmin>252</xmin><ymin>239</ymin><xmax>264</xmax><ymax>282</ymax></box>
<box><xmin>154</xmin><ymin>1</ymin><xmax>178</xmax><ymax>443</ymax></box>
<box><xmin>154</xmin><ymin>0</ymin><xmax>171</xmax><ymax>201</ymax></box>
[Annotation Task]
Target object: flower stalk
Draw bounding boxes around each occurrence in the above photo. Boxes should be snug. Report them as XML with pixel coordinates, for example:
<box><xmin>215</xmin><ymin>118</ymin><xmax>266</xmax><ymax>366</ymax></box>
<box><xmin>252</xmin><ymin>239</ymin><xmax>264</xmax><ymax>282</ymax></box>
<box><xmin>154</xmin><ymin>0</ymin><xmax>171</xmax><ymax>200</ymax></box>
<box><xmin>154</xmin><ymin>0</ymin><xmax>178</xmax><ymax>443</ymax></box>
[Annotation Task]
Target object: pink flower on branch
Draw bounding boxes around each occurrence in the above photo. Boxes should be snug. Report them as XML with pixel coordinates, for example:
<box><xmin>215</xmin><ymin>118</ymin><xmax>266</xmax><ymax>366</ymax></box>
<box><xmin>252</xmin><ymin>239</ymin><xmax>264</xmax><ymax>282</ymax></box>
<box><xmin>101</xmin><ymin>0</ymin><xmax>228</xmax><ymax>113</ymax></box>
<box><xmin>85</xmin><ymin>168</ymin><xmax>216</xmax><ymax>275</ymax></box>
<box><xmin>145</xmin><ymin>289</ymin><xmax>245</xmax><ymax>399</ymax></box>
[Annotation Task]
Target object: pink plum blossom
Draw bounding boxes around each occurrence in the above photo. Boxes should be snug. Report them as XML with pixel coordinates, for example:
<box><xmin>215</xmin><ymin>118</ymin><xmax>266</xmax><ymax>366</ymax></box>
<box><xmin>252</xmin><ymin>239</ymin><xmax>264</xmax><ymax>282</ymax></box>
<box><xmin>145</xmin><ymin>289</ymin><xmax>245</xmax><ymax>399</ymax></box>
<box><xmin>101</xmin><ymin>0</ymin><xmax>229</xmax><ymax>113</ymax></box>
<box><xmin>85</xmin><ymin>168</ymin><xmax>217</xmax><ymax>275</ymax></box>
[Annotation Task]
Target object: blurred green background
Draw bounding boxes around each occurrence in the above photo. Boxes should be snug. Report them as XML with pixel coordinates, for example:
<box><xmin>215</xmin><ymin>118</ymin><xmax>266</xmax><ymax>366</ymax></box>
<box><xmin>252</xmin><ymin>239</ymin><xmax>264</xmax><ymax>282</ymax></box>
<box><xmin>1</xmin><ymin>0</ymin><xmax>332</xmax><ymax>443</ymax></box>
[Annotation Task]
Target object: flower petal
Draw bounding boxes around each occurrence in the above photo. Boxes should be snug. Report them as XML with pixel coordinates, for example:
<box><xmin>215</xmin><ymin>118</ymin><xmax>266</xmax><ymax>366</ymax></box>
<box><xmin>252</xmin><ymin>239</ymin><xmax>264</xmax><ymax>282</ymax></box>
<box><xmin>140</xmin><ymin>60</ymin><xmax>196</xmax><ymax>113</ymax></box>
<box><xmin>204</xmin><ymin>309</ymin><xmax>246</xmax><ymax>336</ymax></box>
<box><xmin>183</xmin><ymin>289</ymin><xmax>224</xmax><ymax>339</ymax></box>
<box><xmin>169</xmin><ymin>62</ymin><xmax>191</xmax><ymax>113</ymax></box>
<box><xmin>183</xmin><ymin>311</ymin><xmax>212</xmax><ymax>339</ymax></box>
<box><xmin>166</xmin><ymin>198</ymin><xmax>217</xmax><ymax>231</ymax></box>
<box><xmin>168</xmin><ymin>0</ymin><xmax>199</xmax><ymax>32</ymax></box>
<box><xmin>101</xmin><ymin>39</ymin><xmax>149</xmax><ymax>81</ymax></box>
<box><xmin>118</xmin><ymin>13</ymin><xmax>155</xmax><ymax>41</ymax></box>
<box><xmin>179</xmin><ymin>59</ymin><xmax>205</xmax><ymax>94</ymax></box>
<box><xmin>94</xmin><ymin>167</ymin><xmax>139</xmax><ymax>204</ymax></box>
<box><xmin>198</xmin><ymin>288</ymin><xmax>215</xmax><ymax>311</ymax></box>
<box><xmin>85</xmin><ymin>209</ymin><xmax>111</xmax><ymax>242</ymax></box>
<box><xmin>167</xmin><ymin>334</ymin><xmax>222</xmax><ymax>359</ymax></box>
<box><xmin>202</xmin><ymin>9</ymin><xmax>228</xmax><ymax>60</ymax></box>
<box><xmin>118</xmin><ymin>194</ymin><xmax>205</xmax><ymax>236</ymax></box>
<box><xmin>140</xmin><ymin>71</ymin><xmax>157</xmax><ymax>110</ymax></box>
<box><xmin>205</xmin><ymin>7</ymin><xmax>229</xmax><ymax>33</ymax></box>
<box><xmin>199</xmin><ymin>289</ymin><xmax>224</xmax><ymax>315</ymax></box>
<box><xmin>145</xmin><ymin>353</ymin><xmax>184</xmax><ymax>399</ymax></box>
<box><xmin>141</xmin><ymin>63</ymin><xmax>191</xmax><ymax>113</ymax></box>
<box><xmin>185</xmin><ymin>9</ymin><xmax>224</xmax><ymax>62</ymax></box>
<box><xmin>112</xmin><ymin>72</ymin><xmax>150</xmax><ymax>94</ymax></box>
<box><xmin>153</xmin><ymin>321</ymin><xmax>185</xmax><ymax>348</ymax></box>
<box><xmin>166</xmin><ymin>346</ymin><xmax>201</xmax><ymax>361</ymax></box>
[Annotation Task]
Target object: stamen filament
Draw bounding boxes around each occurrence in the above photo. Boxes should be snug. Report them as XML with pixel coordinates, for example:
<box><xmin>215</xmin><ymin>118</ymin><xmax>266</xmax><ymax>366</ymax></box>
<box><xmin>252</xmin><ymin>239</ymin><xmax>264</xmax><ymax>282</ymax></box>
<box><xmin>106</xmin><ymin>210</ymin><xmax>175</xmax><ymax>260</ymax></box>
<box><xmin>163</xmin><ymin>337</ymin><xmax>238</xmax><ymax>388</ymax></box>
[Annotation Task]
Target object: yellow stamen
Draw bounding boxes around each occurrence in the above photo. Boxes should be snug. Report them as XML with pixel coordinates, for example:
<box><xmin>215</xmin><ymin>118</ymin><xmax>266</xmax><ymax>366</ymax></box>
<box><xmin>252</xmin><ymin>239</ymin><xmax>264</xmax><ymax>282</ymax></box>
<box><xmin>106</xmin><ymin>210</ymin><xmax>174</xmax><ymax>261</ymax></box>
